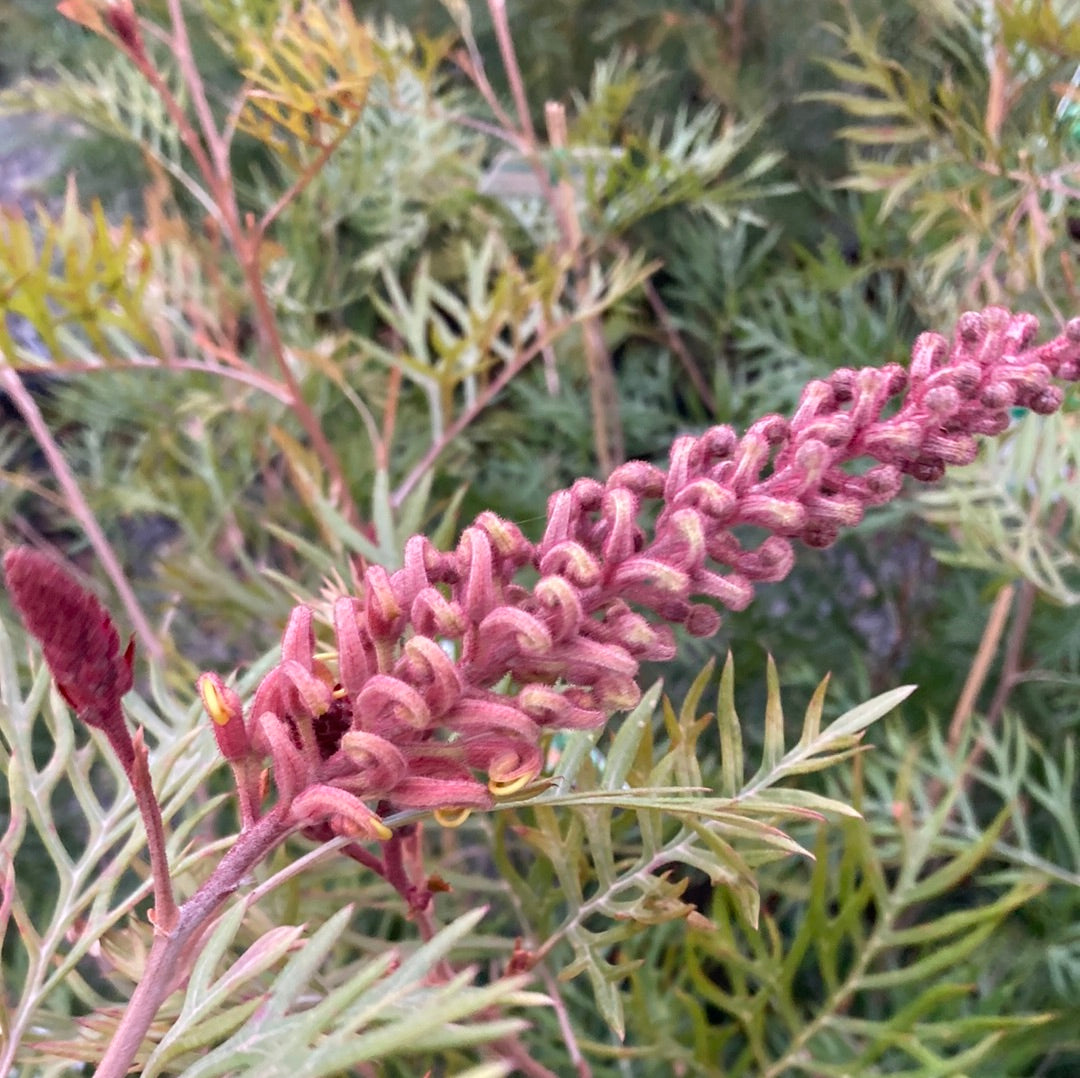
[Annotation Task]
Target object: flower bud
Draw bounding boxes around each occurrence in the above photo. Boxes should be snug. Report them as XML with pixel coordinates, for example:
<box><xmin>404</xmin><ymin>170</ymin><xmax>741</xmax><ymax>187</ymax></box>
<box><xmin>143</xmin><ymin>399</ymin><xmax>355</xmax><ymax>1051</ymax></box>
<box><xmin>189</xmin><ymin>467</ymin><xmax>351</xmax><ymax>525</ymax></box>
<box><xmin>590</xmin><ymin>672</ymin><xmax>643</xmax><ymax>710</ymax></box>
<box><xmin>910</xmin><ymin>332</ymin><xmax>947</xmax><ymax>380</ymax></box>
<box><xmin>397</xmin><ymin>635</ymin><xmax>463</xmax><ymax>718</ymax></box>
<box><xmin>922</xmin><ymin>432</ymin><xmax>978</xmax><ymax>466</ymax></box>
<box><xmin>698</xmin><ymin>424</ymin><xmax>738</xmax><ymax>464</ymax></box>
<box><xmin>280</xmin><ymin>605</ymin><xmax>314</xmax><ymax>670</ymax></box>
<box><xmin>411</xmin><ymin>587</ymin><xmax>467</xmax><ymax>639</ymax></box>
<box><xmin>457</xmin><ymin>527</ymin><xmax>495</xmax><ymax>622</ymax></box>
<box><xmin>670</xmin><ymin>478</ymin><xmax>735</xmax><ymax>521</ymax></box>
<box><xmin>790</xmin><ymin>380</ymin><xmax>834</xmax><ymax>427</ymax></box>
<box><xmin>728</xmin><ymin>430</ymin><xmax>771</xmax><ymax>493</ymax></box>
<box><xmin>278</xmin><ymin>659</ymin><xmax>332</xmax><ymax>718</ymax></box>
<box><xmin>355</xmin><ymin>673</ymin><xmax>432</xmax><ymax>733</ymax></box>
<box><xmin>532</xmin><ymin>575</ymin><xmax>584</xmax><ymax>641</ymax></box>
<box><xmin>254</xmin><ymin>711</ymin><xmax>308</xmax><ymax>805</ymax></box>
<box><xmin>1004</xmin><ymin>312</ymin><xmax>1038</xmax><ymax>350</ymax></box>
<box><xmin>691</xmin><ymin>568</ymin><xmax>754</xmax><ymax>611</ymax></box>
<box><xmin>389</xmin><ymin>774</ymin><xmax>493</xmax><ymax>811</ymax></box>
<box><xmin>956</xmin><ymin>310</ymin><xmax>985</xmax><ymax>345</ymax></box>
<box><xmin>538</xmin><ymin>541</ymin><xmax>601</xmax><ymax>587</ymax></box>
<box><xmin>3</xmin><ymin>547</ymin><xmax>135</xmax><ymax>773</ymax></box>
<box><xmin>737</xmin><ymin>536</ymin><xmax>794</xmax><ymax>582</ymax></box>
<box><xmin>478</xmin><ymin>605</ymin><xmax>553</xmax><ymax>657</ymax></box>
<box><xmin>570</xmin><ymin>477</ymin><xmax>604</xmax><ymax>512</ymax></box>
<box><xmin>735</xmin><ymin>495</ymin><xmax>807</xmax><ymax>534</ymax></box>
<box><xmin>198</xmin><ymin>672</ymin><xmax>249</xmax><ymax>761</ymax></box>
<box><xmin>611</xmin><ymin>556</ymin><xmax>690</xmax><ymax>597</ymax></box>
<box><xmin>862</xmin><ymin>464</ymin><xmax>903</xmax><ymax>504</ymax></box>
<box><xmin>607</xmin><ymin>460</ymin><xmax>666</xmax><ymax>497</ymax></box>
<box><xmin>905</xmin><ymin>456</ymin><xmax>946</xmax><ymax>482</ymax></box>
<box><xmin>979</xmin><ymin>381</ymin><xmax>1015</xmax><ymax>410</ymax></box>
<box><xmin>363</xmin><ymin>564</ymin><xmax>404</xmax><ymax>640</ymax></box>
<box><xmin>600</xmin><ymin>487</ymin><xmax>642</xmax><ymax>567</ymax></box>
<box><xmin>291</xmin><ymin>784</ymin><xmax>391</xmax><ymax>841</ymax></box>
<box><xmin>828</xmin><ymin>367</ymin><xmax>858</xmax><ymax>402</ymax></box>
<box><xmin>333</xmin><ymin>596</ymin><xmax>374</xmax><ymax>694</ymax></box>
<box><xmin>1027</xmin><ymin>385</ymin><xmax>1064</xmax><ymax>415</ymax></box>
<box><xmin>473</xmin><ymin>511</ymin><xmax>532</xmax><ymax>565</ymax></box>
<box><xmin>540</xmin><ymin>490</ymin><xmax>576</xmax><ymax>549</ymax></box>
<box><xmin>340</xmin><ymin>729</ymin><xmax>408</xmax><ymax>791</ymax></box>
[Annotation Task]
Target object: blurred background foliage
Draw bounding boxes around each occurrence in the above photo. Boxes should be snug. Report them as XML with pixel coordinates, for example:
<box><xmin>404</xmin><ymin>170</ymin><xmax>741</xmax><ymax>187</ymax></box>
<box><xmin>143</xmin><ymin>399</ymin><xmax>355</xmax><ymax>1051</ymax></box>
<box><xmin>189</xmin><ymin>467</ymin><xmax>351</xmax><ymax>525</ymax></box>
<box><xmin>0</xmin><ymin>0</ymin><xmax>1078</xmax><ymax>1073</ymax></box>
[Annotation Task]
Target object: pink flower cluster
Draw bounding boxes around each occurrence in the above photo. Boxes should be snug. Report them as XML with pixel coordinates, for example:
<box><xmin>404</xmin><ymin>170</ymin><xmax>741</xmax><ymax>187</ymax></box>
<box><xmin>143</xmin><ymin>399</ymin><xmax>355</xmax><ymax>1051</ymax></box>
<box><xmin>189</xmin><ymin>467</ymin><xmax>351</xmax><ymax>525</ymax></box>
<box><xmin>5</xmin><ymin>308</ymin><xmax>1077</xmax><ymax>845</ymax></box>
<box><xmin>196</xmin><ymin>306</ymin><xmax>1079</xmax><ymax>840</ymax></box>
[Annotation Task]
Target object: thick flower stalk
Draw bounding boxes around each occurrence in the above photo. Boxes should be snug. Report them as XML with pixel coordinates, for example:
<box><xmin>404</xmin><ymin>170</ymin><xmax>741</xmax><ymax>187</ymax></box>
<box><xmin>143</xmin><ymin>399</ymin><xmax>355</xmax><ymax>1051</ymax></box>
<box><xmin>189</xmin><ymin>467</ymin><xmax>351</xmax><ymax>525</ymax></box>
<box><xmin>208</xmin><ymin>307</ymin><xmax>1080</xmax><ymax>843</ymax></box>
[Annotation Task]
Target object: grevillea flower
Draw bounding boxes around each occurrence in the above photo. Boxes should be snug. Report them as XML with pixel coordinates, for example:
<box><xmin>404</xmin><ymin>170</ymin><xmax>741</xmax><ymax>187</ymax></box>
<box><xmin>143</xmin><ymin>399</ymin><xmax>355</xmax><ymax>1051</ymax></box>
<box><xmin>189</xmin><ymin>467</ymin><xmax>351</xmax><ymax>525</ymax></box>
<box><xmin>198</xmin><ymin>306</ymin><xmax>1073</xmax><ymax>840</ymax></box>
<box><xmin>3</xmin><ymin>547</ymin><xmax>136</xmax><ymax>772</ymax></box>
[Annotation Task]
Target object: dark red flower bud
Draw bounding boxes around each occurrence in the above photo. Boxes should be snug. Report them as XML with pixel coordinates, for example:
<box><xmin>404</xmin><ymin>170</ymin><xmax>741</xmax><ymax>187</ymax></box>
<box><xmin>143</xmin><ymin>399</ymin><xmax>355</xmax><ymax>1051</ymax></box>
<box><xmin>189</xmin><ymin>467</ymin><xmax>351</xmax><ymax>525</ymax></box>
<box><xmin>105</xmin><ymin>2</ymin><xmax>145</xmax><ymax>59</ymax></box>
<box><xmin>3</xmin><ymin>548</ymin><xmax>135</xmax><ymax>772</ymax></box>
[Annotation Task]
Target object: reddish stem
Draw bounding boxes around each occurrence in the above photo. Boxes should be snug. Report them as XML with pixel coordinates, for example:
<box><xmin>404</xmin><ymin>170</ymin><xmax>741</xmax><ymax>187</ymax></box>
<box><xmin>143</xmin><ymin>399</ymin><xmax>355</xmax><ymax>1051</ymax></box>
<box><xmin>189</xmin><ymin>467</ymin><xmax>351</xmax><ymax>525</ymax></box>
<box><xmin>94</xmin><ymin>808</ymin><xmax>295</xmax><ymax>1078</ymax></box>
<box><xmin>131</xmin><ymin>728</ymin><xmax>178</xmax><ymax>935</ymax></box>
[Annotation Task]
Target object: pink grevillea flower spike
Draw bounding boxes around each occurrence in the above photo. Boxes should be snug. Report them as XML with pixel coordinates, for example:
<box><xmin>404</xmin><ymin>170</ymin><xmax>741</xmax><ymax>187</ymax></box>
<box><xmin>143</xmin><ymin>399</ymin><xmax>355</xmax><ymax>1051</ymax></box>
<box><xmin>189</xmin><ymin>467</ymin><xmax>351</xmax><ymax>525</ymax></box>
<box><xmin>200</xmin><ymin>307</ymin><xmax>1079</xmax><ymax>849</ymax></box>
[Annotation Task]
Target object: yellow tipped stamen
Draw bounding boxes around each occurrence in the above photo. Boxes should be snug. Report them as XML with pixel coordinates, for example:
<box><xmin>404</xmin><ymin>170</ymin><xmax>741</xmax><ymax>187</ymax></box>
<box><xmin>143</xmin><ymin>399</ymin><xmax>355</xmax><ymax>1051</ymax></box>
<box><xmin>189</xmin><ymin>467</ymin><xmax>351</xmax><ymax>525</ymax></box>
<box><xmin>434</xmin><ymin>806</ymin><xmax>472</xmax><ymax>828</ymax></box>
<box><xmin>199</xmin><ymin>679</ymin><xmax>231</xmax><ymax>726</ymax></box>
<box><xmin>488</xmin><ymin>772</ymin><xmax>536</xmax><ymax>797</ymax></box>
<box><xmin>370</xmin><ymin>816</ymin><xmax>393</xmax><ymax>841</ymax></box>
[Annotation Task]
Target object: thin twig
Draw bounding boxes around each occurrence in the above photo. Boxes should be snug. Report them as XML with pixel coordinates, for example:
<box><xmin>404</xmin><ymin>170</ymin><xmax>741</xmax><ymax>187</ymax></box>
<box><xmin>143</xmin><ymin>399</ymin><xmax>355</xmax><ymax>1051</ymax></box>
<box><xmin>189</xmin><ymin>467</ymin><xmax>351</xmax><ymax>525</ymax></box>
<box><xmin>165</xmin><ymin>0</ymin><xmax>228</xmax><ymax>179</ymax></box>
<box><xmin>983</xmin><ymin>21</ymin><xmax>1009</xmax><ymax>143</ymax></box>
<box><xmin>4</xmin><ymin>355</ymin><xmax>293</xmax><ymax>403</ymax></box>
<box><xmin>257</xmin><ymin>125</ymin><xmax>360</xmax><ymax>238</ymax></box>
<box><xmin>238</xmin><ymin>254</ymin><xmax>361</xmax><ymax>519</ymax></box>
<box><xmin>537</xmin><ymin>960</ymin><xmax>592</xmax><ymax>1077</ymax></box>
<box><xmin>985</xmin><ymin>498</ymin><xmax>1070</xmax><ymax>727</ymax></box>
<box><xmin>494</xmin><ymin>1037</ymin><xmax>562</xmax><ymax>1078</ymax></box>
<box><xmin>985</xmin><ymin>576</ymin><xmax>1039</xmax><ymax>727</ymax></box>
<box><xmin>643</xmin><ymin>276</ymin><xmax>717</xmax><ymax>415</ymax></box>
<box><xmin>121</xmin><ymin>23</ymin><xmax>217</xmax><ymax>213</ymax></box>
<box><xmin>480</xmin><ymin>0</ymin><xmax>623</xmax><ymax>472</ymax></box>
<box><xmin>389</xmin><ymin>315</ymin><xmax>570</xmax><ymax>510</ymax></box>
<box><xmin>129</xmin><ymin>3</ymin><xmax>363</xmax><ymax>527</ymax></box>
<box><xmin>487</xmin><ymin>0</ymin><xmax>537</xmax><ymax>146</ymax></box>
<box><xmin>947</xmin><ymin>582</ymin><xmax>1014</xmax><ymax>750</ymax></box>
<box><xmin>545</xmin><ymin>102</ymin><xmax>622</xmax><ymax>472</ymax></box>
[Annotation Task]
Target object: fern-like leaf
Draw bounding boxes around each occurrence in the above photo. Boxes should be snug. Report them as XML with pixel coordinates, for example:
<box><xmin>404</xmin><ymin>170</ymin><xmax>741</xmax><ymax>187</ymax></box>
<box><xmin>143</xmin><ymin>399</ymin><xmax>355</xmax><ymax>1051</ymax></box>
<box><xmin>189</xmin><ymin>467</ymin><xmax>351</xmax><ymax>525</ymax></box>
<box><xmin>0</xmin><ymin>177</ymin><xmax>158</xmax><ymax>362</ymax></box>
<box><xmin>495</xmin><ymin>655</ymin><xmax>913</xmax><ymax>1038</ymax></box>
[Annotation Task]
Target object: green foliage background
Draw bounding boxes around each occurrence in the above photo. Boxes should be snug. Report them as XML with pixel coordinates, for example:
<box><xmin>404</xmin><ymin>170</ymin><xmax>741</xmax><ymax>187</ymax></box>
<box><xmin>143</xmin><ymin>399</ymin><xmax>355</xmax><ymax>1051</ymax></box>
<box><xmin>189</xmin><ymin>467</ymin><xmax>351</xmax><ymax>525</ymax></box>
<box><xmin>0</xmin><ymin>0</ymin><xmax>1078</xmax><ymax>1074</ymax></box>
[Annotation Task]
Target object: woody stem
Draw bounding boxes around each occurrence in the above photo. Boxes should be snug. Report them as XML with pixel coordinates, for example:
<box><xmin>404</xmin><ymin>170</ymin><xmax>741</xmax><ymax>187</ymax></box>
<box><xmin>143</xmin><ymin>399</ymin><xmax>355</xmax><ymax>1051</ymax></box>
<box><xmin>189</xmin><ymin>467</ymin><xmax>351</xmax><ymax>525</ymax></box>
<box><xmin>93</xmin><ymin>808</ymin><xmax>295</xmax><ymax>1078</ymax></box>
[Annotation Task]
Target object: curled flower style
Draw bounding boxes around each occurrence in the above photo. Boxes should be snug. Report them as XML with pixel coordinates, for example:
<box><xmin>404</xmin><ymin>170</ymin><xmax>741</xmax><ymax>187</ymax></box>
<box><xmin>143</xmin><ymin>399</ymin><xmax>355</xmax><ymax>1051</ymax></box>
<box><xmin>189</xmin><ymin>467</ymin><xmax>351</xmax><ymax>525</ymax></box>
<box><xmin>199</xmin><ymin>308</ymin><xmax>1080</xmax><ymax>841</ymax></box>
